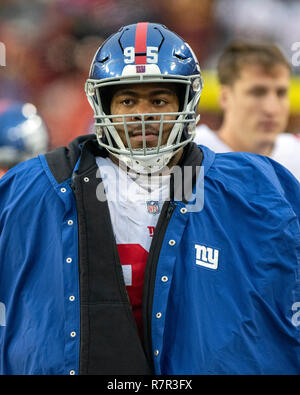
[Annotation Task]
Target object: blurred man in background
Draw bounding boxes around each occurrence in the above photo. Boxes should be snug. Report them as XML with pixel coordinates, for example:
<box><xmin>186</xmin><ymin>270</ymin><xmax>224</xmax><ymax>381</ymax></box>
<box><xmin>195</xmin><ymin>40</ymin><xmax>300</xmax><ymax>180</ymax></box>
<box><xmin>0</xmin><ymin>100</ymin><xmax>49</xmax><ymax>177</ymax></box>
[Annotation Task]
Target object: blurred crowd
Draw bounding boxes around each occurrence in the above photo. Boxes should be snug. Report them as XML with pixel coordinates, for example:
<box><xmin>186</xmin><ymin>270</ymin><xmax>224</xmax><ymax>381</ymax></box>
<box><xmin>0</xmin><ymin>0</ymin><xmax>299</xmax><ymax>149</ymax></box>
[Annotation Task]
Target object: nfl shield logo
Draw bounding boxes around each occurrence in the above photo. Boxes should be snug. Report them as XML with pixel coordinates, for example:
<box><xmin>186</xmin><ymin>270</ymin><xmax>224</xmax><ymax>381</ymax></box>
<box><xmin>146</xmin><ymin>200</ymin><xmax>160</xmax><ymax>215</ymax></box>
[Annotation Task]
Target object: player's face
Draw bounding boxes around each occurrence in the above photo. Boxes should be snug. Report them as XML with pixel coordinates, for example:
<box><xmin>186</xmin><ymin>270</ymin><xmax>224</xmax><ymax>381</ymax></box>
<box><xmin>221</xmin><ymin>64</ymin><xmax>290</xmax><ymax>154</ymax></box>
<box><xmin>110</xmin><ymin>83</ymin><xmax>179</xmax><ymax>149</ymax></box>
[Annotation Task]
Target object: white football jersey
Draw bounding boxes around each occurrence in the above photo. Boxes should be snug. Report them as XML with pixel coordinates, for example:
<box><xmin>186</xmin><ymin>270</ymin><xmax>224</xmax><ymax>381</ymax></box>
<box><xmin>96</xmin><ymin>156</ymin><xmax>170</xmax><ymax>253</ymax></box>
<box><xmin>194</xmin><ymin>124</ymin><xmax>300</xmax><ymax>181</ymax></box>
<box><xmin>96</xmin><ymin>156</ymin><xmax>170</xmax><ymax>336</ymax></box>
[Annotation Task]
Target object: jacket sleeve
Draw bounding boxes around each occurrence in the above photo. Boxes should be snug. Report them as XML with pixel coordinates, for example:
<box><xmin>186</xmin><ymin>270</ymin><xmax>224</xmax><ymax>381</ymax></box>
<box><xmin>265</xmin><ymin>156</ymin><xmax>300</xmax><ymax>220</ymax></box>
<box><xmin>261</xmin><ymin>155</ymin><xmax>300</xmax><ymax>333</ymax></box>
<box><xmin>0</xmin><ymin>159</ymin><xmax>41</xmax><ymax>231</ymax></box>
<box><xmin>211</xmin><ymin>152</ymin><xmax>300</xmax><ymax>344</ymax></box>
<box><xmin>0</xmin><ymin>157</ymin><xmax>52</xmax><ymax>296</ymax></box>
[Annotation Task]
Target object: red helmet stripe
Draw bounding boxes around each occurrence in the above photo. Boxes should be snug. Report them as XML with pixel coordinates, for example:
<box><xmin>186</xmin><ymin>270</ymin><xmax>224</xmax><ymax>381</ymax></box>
<box><xmin>135</xmin><ymin>22</ymin><xmax>148</xmax><ymax>65</ymax></box>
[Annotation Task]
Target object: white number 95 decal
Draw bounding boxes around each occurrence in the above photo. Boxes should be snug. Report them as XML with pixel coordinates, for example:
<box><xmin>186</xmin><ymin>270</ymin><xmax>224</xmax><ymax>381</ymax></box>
<box><xmin>124</xmin><ymin>46</ymin><xmax>158</xmax><ymax>64</ymax></box>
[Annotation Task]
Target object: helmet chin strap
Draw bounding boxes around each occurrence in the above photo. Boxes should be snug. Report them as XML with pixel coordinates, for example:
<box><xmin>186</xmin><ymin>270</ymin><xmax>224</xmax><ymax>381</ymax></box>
<box><xmin>109</xmin><ymin>149</ymin><xmax>177</xmax><ymax>174</ymax></box>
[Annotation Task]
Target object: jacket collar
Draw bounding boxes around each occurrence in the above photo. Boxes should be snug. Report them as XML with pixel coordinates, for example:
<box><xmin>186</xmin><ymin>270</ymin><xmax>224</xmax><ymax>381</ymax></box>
<box><xmin>44</xmin><ymin>135</ymin><xmax>104</xmax><ymax>184</ymax></box>
<box><xmin>44</xmin><ymin>135</ymin><xmax>209</xmax><ymax>196</ymax></box>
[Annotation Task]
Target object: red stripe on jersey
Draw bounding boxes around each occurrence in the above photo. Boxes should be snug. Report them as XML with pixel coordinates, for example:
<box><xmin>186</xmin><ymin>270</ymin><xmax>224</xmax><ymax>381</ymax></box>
<box><xmin>117</xmin><ymin>243</ymin><xmax>148</xmax><ymax>339</ymax></box>
<box><xmin>135</xmin><ymin>22</ymin><xmax>148</xmax><ymax>65</ymax></box>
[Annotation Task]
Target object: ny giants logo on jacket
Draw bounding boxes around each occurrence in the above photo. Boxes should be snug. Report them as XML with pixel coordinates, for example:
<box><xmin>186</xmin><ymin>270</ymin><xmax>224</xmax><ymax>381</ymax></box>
<box><xmin>195</xmin><ymin>244</ymin><xmax>219</xmax><ymax>270</ymax></box>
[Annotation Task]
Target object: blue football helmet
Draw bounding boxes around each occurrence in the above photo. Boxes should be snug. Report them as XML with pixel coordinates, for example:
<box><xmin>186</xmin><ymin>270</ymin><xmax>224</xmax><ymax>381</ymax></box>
<box><xmin>0</xmin><ymin>100</ymin><xmax>49</xmax><ymax>169</ymax></box>
<box><xmin>85</xmin><ymin>22</ymin><xmax>203</xmax><ymax>173</ymax></box>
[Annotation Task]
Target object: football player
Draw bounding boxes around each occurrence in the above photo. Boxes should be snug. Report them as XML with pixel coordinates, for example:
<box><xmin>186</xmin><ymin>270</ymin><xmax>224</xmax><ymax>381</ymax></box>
<box><xmin>194</xmin><ymin>40</ymin><xmax>300</xmax><ymax>180</ymax></box>
<box><xmin>0</xmin><ymin>23</ymin><xmax>299</xmax><ymax>375</ymax></box>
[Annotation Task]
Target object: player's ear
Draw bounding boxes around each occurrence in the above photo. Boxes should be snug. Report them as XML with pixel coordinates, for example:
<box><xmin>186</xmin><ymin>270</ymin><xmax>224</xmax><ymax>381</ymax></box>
<box><xmin>219</xmin><ymin>85</ymin><xmax>231</xmax><ymax>111</ymax></box>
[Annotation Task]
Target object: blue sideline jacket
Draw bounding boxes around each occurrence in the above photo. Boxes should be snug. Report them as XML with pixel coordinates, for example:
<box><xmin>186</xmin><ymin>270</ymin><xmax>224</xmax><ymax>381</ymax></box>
<box><xmin>0</xmin><ymin>136</ymin><xmax>300</xmax><ymax>375</ymax></box>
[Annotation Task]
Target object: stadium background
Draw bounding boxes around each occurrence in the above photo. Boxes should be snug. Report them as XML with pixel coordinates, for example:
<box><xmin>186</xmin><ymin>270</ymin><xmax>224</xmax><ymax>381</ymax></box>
<box><xmin>0</xmin><ymin>0</ymin><xmax>299</xmax><ymax>149</ymax></box>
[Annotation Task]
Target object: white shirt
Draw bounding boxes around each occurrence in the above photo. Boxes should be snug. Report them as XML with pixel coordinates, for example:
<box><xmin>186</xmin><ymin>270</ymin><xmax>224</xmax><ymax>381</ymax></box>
<box><xmin>194</xmin><ymin>124</ymin><xmax>300</xmax><ymax>181</ymax></box>
<box><xmin>96</xmin><ymin>157</ymin><xmax>171</xmax><ymax>335</ymax></box>
<box><xmin>96</xmin><ymin>156</ymin><xmax>170</xmax><ymax>281</ymax></box>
